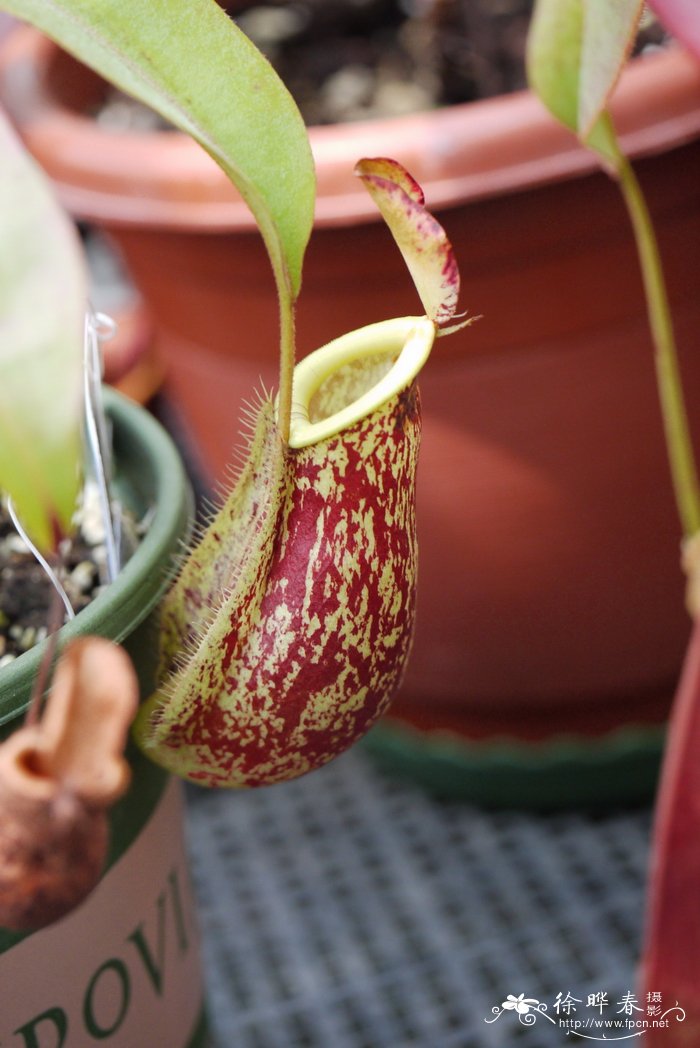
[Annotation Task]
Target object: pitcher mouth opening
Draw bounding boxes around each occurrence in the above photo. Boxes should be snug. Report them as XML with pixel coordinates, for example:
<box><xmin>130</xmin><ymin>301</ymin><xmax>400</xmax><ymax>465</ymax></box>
<box><xmin>285</xmin><ymin>316</ymin><xmax>436</xmax><ymax>449</ymax></box>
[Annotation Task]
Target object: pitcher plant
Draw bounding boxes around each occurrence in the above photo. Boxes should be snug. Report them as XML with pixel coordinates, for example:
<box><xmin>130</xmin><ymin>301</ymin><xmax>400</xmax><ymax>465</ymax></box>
<box><xmin>134</xmin><ymin>158</ymin><xmax>471</xmax><ymax>786</ymax></box>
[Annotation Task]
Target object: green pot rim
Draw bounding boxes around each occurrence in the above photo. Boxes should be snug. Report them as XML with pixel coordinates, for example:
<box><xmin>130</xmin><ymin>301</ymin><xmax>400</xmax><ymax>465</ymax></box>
<box><xmin>364</xmin><ymin>717</ymin><xmax>666</xmax><ymax>809</ymax></box>
<box><xmin>0</xmin><ymin>388</ymin><xmax>191</xmax><ymax>726</ymax></box>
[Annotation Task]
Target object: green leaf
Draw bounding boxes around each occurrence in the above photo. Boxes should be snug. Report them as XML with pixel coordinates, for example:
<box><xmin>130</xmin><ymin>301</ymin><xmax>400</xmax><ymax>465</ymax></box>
<box><xmin>1</xmin><ymin>0</ymin><xmax>316</xmax><ymax>302</ymax></box>
<box><xmin>527</xmin><ymin>0</ymin><xmax>584</xmax><ymax>134</ymax></box>
<box><xmin>527</xmin><ymin>0</ymin><xmax>642</xmax><ymax>168</ymax></box>
<box><xmin>0</xmin><ymin>107</ymin><xmax>85</xmax><ymax>552</ymax></box>
<box><xmin>579</xmin><ymin>0</ymin><xmax>643</xmax><ymax>138</ymax></box>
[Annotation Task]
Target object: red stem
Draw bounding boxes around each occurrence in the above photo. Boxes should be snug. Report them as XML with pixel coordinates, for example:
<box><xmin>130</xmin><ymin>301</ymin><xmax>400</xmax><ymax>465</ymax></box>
<box><xmin>639</xmin><ymin>617</ymin><xmax>700</xmax><ymax>1045</ymax></box>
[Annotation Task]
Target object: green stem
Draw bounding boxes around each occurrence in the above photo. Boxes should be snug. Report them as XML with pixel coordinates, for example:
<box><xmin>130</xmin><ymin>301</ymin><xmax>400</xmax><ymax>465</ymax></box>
<box><xmin>616</xmin><ymin>153</ymin><xmax>700</xmax><ymax>538</ymax></box>
<box><xmin>276</xmin><ymin>291</ymin><xmax>296</xmax><ymax>446</ymax></box>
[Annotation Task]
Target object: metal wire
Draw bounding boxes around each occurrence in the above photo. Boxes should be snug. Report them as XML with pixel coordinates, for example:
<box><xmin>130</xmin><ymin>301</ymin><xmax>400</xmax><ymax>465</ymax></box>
<box><xmin>5</xmin><ymin>498</ymin><xmax>75</xmax><ymax>622</ymax></box>
<box><xmin>84</xmin><ymin>308</ymin><xmax>121</xmax><ymax>584</ymax></box>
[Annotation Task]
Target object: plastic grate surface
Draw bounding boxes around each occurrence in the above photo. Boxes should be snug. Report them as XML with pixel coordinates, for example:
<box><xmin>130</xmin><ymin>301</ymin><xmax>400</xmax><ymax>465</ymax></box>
<box><xmin>185</xmin><ymin>750</ymin><xmax>651</xmax><ymax>1048</ymax></box>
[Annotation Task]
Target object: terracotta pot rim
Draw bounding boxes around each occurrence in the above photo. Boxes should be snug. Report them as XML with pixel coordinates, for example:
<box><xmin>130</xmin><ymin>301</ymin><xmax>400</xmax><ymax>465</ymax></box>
<box><xmin>1</xmin><ymin>27</ymin><xmax>700</xmax><ymax>231</ymax></box>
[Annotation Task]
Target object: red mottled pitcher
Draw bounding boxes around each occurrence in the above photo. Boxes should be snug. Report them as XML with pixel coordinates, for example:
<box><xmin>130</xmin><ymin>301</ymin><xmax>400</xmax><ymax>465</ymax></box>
<box><xmin>133</xmin><ymin>159</ymin><xmax>469</xmax><ymax>786</ymax></box>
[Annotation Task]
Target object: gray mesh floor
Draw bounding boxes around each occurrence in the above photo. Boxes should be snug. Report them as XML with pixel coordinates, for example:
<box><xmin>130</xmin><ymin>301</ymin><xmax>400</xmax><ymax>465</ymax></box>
<box><xmin>185</xmin><ymin>749</ymin><xmax>651</xmax><ymax>1048</ymax></box>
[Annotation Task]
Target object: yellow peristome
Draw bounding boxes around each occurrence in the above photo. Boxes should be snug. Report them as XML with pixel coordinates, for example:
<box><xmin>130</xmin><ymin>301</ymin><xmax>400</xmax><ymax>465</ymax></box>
<box><xmin>286</xmin><ymin>316</ymin><xmax>435</xmax><ymax>449</ymax></box>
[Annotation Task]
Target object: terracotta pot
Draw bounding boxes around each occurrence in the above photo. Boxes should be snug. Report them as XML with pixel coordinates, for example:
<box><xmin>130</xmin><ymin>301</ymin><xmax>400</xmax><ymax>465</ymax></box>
<box><xmin>99</xmin><ymin>300</ymin><xmax>165</xmax><ymax>405</ymax></box>
<box><xmin>2</xmin><ymin>28</ymin><xmax>700</xmax><ymax>772</ymax></box>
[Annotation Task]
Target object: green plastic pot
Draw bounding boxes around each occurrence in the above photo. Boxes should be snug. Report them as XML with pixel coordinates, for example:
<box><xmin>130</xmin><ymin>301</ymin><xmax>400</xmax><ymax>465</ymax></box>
<box><xmin>0</xmin><ymin>390</ymin><xmax>208</xmax><ymax>1048</ymax></box>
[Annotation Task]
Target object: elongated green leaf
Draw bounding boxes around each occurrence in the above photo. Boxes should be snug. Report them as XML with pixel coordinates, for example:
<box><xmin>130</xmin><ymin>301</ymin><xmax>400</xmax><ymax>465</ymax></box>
<box><xmin>527</xmin><ymin>0</ymin><xmax>584</xmax><ymax>133</ymax></box>
<box><xmin>2</xmin><ymin>0</ymin><xmax>315</xmax><ymax>302</ymax></box>
<box><xmin>527</xmin><ymin>0</ymin><xmax>642</xmax><ymax>168</ymax></box>
<box><xmin>579</xmin><ymin>0</ymin><xmax>643</xmax><ymax>137</ymax></box>
<box><xmin>0</xmin><ymin>107</ymin><xmax>85</xmax><ymax>552</ymax></box>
